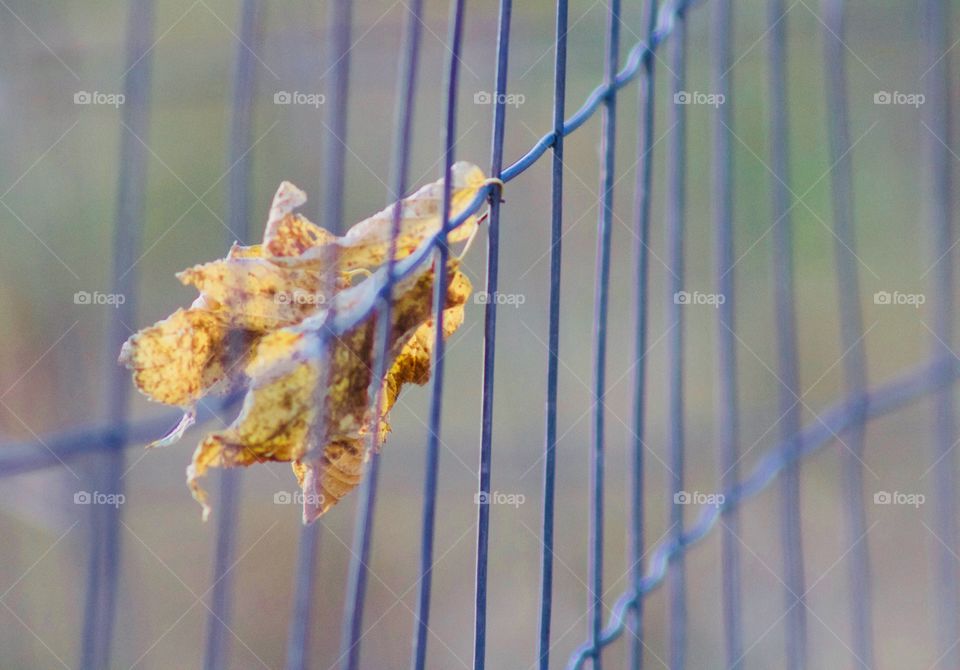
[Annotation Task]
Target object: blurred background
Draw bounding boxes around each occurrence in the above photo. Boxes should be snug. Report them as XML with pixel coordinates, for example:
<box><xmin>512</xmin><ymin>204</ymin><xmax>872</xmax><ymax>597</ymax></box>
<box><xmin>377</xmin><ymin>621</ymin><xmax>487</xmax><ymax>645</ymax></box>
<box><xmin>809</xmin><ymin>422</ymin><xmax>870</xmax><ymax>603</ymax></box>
<box><xmin>0</xmin><ymin>0</ymin><xmax>957</xmax><ymax>667</ymax></box>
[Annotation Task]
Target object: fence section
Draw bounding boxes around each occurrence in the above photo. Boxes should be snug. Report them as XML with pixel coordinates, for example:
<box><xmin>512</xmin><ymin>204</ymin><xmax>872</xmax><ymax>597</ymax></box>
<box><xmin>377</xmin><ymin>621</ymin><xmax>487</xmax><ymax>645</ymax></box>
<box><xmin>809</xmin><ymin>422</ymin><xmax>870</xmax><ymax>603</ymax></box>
<box><xmin>0</xmin><ymin>1</ymin><xmax>957</xmax><ymax>669</ymax></box>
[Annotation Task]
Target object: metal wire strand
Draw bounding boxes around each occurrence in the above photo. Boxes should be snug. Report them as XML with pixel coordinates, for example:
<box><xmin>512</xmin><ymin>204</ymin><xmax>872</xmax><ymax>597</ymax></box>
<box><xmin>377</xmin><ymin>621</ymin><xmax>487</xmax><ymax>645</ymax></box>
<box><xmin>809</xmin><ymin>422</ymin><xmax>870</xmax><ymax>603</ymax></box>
<box><xmin>285</xmin><ymin>517</ymin><xmax>320</xmax><ymax>670</ymax></box>
<box><xmin>202</xmin><ymin>3</ymin><xmax>265</xmax><ymax>668</ymax></box>
<box><xmin>665</xmin><ymin>6</ymin><xmax>687</xmax><ymax>669</ymax></box>
<box><xmin>408</xmin><ymin>1</ymin><xmax>470</xmax><ymax>667</ymax></box>
<box><xmin>626</xmin><ymin>0</ymin><xmax>659</xmax><ymax>666</ymax></box>
<box><xmin>324</xmin><ymin>0</ymin><xmax>393</xmax><ymax>665</ymax></box>
<box><xmin>923</xmin><ymin>1</ymin><xmax>960</xmax><ymax>666</ymax></box>
<box><xmin>321</xmin><ymin>0</ymin><xmax>352</xmax><ymax>233</ymax></box>
<box><xmin>290</xmin><ymin>2</ymin><xmax>353</xmax><ymax>668</ymax></box>
<box><xmin>536</xmin><ymin>1</ymin><xmax>568</xmax><ymax>668</ymax></box>
<box><xmin>588</xmin><ymin>1</ymin><xmax>621</xmax><ymax>668</ymax></box>
<box><xmin>711</xmin><ymin>0</ymin><xmax>743</xmax><ymax>666</ymax></box>
<box><xmin>820</xmin><ymin>1</ymin><xmax>875</xmax><ymax>668</ymax></box>
<box><xmin>79</xmin><ymin>3</ymin><xmax>155</xmax><ymax>668</ymax></box>
<box><xmin>767</xmin><ymin>0</ymin><xmax>807</xmax><ymax>666</ymax></box>
<box><xmin>473</xmin><ymin>1</ymin><xmax>511</xmax><ymax>669</ymax></box>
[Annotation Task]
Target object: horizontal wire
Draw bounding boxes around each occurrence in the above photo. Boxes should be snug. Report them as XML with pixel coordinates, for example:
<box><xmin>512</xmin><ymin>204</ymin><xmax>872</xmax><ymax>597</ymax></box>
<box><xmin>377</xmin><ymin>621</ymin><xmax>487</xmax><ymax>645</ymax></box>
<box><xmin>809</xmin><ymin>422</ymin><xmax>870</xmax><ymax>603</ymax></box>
<box><xmin>0</xmin><ymin>396</ymin><xmax>241</xmax><ymax>476</ymax></box>
<box><xmin>4</xmin><ymin>358</ymin><xmax>955</xmax><ymax>501</ymax></box>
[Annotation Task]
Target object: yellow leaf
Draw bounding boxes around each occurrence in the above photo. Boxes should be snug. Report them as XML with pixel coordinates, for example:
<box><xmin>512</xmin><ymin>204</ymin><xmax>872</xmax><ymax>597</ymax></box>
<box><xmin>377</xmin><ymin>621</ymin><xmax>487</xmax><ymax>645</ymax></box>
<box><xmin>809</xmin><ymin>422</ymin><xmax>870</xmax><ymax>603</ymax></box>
<box><xmin>118</xmin><ymin>307</ymin><xmax>255</xmax><ymax>408</ymax></box>
<box><xmin>176</xmin><ymin>258</ymin><xmax>329</xmax><ymax>331</ymax></box>
<box><xmin>188</xmin><ymin>260</ymin><xmax>471</xmax><ymax>521</ymax></box>
<box><xmin>121</xmin><ymin>165</ymin><xmax>492</xmax><ymax>523</ymax></box>
<box><xmin>331</xmin><ymin>161</ymin><xmax>486</xmax><ymax>270</ymax></box>
<box><xmin>296</xmin><ymin>263</ymin><xmax>471</xmax><ymax>523</ymax></box>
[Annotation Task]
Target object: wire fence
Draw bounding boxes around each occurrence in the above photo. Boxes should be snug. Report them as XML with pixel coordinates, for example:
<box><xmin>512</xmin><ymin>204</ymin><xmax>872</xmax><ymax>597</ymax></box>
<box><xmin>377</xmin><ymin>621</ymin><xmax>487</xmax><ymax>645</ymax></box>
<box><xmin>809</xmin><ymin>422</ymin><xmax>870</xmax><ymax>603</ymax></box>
<box><xmin>1</xmin><ymin>0</ymin><xmax>958</xmax><ymax>668</ymax></box>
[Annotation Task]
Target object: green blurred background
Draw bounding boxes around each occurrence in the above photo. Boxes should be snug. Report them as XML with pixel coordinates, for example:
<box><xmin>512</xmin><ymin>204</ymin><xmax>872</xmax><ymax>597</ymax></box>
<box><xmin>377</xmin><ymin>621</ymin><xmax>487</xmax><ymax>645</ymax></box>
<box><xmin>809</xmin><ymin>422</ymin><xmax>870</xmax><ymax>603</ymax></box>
<box><xmin>0</xmin><ymin>0</ymin><xmax>957</xmax><ymax>667</ymax></box>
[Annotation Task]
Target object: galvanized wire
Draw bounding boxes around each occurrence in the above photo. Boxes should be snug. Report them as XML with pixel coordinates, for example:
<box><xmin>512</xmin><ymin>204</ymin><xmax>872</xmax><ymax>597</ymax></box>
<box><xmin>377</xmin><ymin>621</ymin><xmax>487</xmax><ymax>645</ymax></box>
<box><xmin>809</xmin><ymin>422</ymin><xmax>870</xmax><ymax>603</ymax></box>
<box><xmin>588</xmin><ymin>0</ymin><xmax>621</xmax><ymax>667</ymax></box>
<box><xmin>2</xmin><ymin>1</ymin><xmax>957</xmax><ymax>668</ymax></box>
<box><xmin>665</xmin><ymin>5</ymin><xmax>687</xmax><ymax>668</ymax></box>
<box><xmin>79</xmin><ymin>3</ymin><xmax>154</xmax><ymax>668</ymax></box>
<box><xmin>711</xmin><ymin>0</ymin><xmax>743</xmax><ymax>666</ymax></box>
<box><xmin>627</xmin><ymin>0</ymin><xmax>658</xmax><ymax>665</ymax></box>
<box><xmin>820</xmin><ymin>1</ymin><xmax>875</xmax><ymax>667</ymax></box>
<box><xmin>923</xmin><ymin>2</ymin><xmax>960</xmax><ymax>667</ymax></box>
<box><xmin>767</xmin><ymin>0</ymin><xmax>808</xmax><ymax>666</ymax></box>
<box><xmin>201</xmin><ymin>4</ymin><xmax>265</xmax><ymax>670</ymax></box>
<box><xmin>473</xmin><ymin>1</ymin><xmax>512</xmax><ymax>668</ymax></box>
<box><xmin>537</xmin><ymin>1</ymin><xmax>568</xmax><ymax>668</ymax></box>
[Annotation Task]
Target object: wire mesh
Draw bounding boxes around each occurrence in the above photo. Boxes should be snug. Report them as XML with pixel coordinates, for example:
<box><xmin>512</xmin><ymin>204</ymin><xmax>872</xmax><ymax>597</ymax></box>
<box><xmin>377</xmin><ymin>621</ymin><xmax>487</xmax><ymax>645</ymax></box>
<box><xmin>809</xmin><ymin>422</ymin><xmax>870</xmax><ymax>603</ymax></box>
<box><xmin>1</xmin><ymin>0</ymin><xmax>958</xmax><ymax>668</ymax></box>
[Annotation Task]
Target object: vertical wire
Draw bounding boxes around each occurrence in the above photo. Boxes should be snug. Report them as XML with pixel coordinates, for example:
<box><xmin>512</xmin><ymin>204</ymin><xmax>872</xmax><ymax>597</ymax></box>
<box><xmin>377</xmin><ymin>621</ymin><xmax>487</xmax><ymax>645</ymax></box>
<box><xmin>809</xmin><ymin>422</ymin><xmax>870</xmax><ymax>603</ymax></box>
<box><xmin>410</xmin><ymin>0</ymin><xmax>468</xmax><ymax>667</ymax></box>
<box><xmin>330</xmin><ymin>0</ymin><xmax>399</xmax><ymax>666</ymax></box>
<box><xmin>665</xmin><ymin>6</ymin><xmax>686</xmax><ymax>669</ymax></box>
<box><xmin>627</xmin><ymin>1</ymin><xmax>658</xmax><ymax>668</ymax></box>
<box><xmin>536</xmin><ymin>1</ymin><xmax>568</xmax><ymax>668</ymax></box>
<box><xmin>767</xmin><ymin>1</ymin><xmax>807</xmax><ymax>667</ymax></box>
<box><xmin>338</xmin><ymin>389</ymin><xmax>380</xmax><ymax>670</ymax></box>
<box><xmin>820</xmin><ymin>1</ymin><xmax>875</xmax><ymax>667</ymax></box>
<box><xmin>204</xmin><ymin>470</ymin><xmax>240</xmax><ymax>669</ymax></box>
<box><xmin>321</xmin><ymin>0</ymin><xmax>352</xmax><ymax>233</ymax></box>
<box><xmin>79</xmin><ymin>2</ymin><xmax>155</xmax><ymax>667</ymax></box>
<box><xmin>360</xmin><ymin>0</ymin><xmax>429</xmax><ymax>666</ymax></box>
<box><xmin>711</xmin><ymin>0</ymin><xmax>743</xmax><ymax>666</ymax></box>
<box><xmin>343</xmin><ymin>0</ymin><xmax>426</xmax><ymax>670</ymax></box>
<box><xmin>589</xmin><ymin>1</ymin><xmax>620</xmax><ymax>667</ymax></box>
<box><xmin>284</xmin><ymin>515</ymin><xmax>320</xmax><ymax>670</ymax></box>
<box><xmin>288</xmin><ymin>1</ymin><xmax>351</xmax><ymax>667</ymax></box>
<box><xmin>377</xmin><ymin>6</ymin><xmax>428</xmax><ymax>670</ymax></box>
<box><xmin>203</xmin><ymin>1</ymin><xmax>263</xmax><ymax>668</ymax></box>
<box><xmin>473</xmin><ymin>2</ymin><xmax>511</xmax><ymax>669</ymax></box>
<box><xmin>923</xmin><ymin>0</ymin><xmax>960</xmax><ymax>666</ymax></box>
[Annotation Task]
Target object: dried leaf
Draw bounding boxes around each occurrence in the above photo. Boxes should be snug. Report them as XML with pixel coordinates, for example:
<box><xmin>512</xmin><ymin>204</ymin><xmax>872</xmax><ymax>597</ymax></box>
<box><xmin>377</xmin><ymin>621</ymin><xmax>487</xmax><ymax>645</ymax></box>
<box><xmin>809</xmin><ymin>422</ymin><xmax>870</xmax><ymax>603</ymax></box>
<box><xmin>118</xmin><ymin>182</ymin><xmax>342</xmax><ymax>406</ymax></box>
<box><xmin>330</xmin><ymin>161</ymin><xmax>486</xmax><ymax>270</ymax></box>
<box><xmin>189</xmin><ymin>260</ymin><xmax>471</xmax><ymax>521</ymax></box>
<box><xmin>121</xmin><ymin>165</ymin><xmax>489</xmax><ymax>523</ymax></box>
<box><xmin>176</xmin><ymin>258</ymin><xmax>329</xmax><ymax>331</ymax></box>
<box><xmin>118</xmin><ymin>307</ymin><xmax>255</xmax><ymax>408</ymax></box>
<box><xmin>296</xmin><ymin>263</ymin><xmax>471</xmax><ymax>522</ymax></box>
